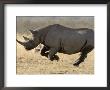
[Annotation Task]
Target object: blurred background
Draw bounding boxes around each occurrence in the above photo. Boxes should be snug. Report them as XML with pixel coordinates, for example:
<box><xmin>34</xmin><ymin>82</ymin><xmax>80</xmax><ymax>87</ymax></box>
<box><xmin>16</xmin><ymin>16</ymin><xmax>94</xmax><ymax>34</ymax></box>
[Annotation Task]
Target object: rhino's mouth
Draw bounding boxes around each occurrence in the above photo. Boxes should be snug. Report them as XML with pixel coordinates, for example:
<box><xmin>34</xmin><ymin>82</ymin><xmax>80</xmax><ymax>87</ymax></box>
<box><xmin>25</xmin><ymin>47</ymin><xmax>35</xmax><ymax>50</ymax></box>
<box><xmin>24</xmin><ymin>41</ymin><xmax>36</xmax><ymax>50</ymax></box>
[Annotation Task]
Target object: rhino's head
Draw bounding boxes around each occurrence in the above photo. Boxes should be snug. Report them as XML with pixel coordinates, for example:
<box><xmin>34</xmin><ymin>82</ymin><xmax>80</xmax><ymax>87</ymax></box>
<box><xmin>16</xmin><ymin>30</ymin><xmax>40</xmax><ymax>50</ymax></box>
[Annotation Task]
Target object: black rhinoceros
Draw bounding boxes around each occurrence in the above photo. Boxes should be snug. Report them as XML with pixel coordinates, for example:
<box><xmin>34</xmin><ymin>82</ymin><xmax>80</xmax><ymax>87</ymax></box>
<box><xmin>17</xmin><ymin>24</ymin><xmax>94</xmax><ymax>66</ymax></box>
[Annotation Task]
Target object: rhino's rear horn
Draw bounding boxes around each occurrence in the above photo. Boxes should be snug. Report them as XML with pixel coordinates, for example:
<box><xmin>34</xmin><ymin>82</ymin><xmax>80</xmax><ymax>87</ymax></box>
<box><xmin>23</xmin><ymin>36</ymin><xmax>30</xmax><ymax>41</ymax></box>
<box><xmin>29</xmin><ymin>30</ymin><xmax>35</xmax><ymax>34</ymax></box>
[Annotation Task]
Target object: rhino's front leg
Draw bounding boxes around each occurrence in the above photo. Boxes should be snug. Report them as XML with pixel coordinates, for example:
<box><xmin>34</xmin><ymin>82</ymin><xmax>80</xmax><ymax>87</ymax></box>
<box><xmin>40</xmin><ymin>46</ymin><xmax>49</xmax><ymax>57</ymax></box>
<box><xmin>48</xmin><ymin>48</ymin><xmax>59</xmax><ymax>61</ymax></box>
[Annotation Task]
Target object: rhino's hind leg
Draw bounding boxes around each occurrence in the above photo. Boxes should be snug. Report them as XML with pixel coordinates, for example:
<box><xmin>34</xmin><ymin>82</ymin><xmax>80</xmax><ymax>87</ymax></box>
<box><xmin>73</xmin><ymin>46</ymin><xmax>93</xmax><ymax>66</ymax></box>
<box><xmin>48</xmin><ymin>48</ymin><xmax>59</xmax><ymax>61</ymax></box>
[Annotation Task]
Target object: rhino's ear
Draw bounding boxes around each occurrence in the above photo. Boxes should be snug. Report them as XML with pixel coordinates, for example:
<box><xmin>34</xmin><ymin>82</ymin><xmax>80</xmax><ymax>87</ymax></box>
<box><xmin>29</xmin><ymin>29</ymin><xmax>37</xmax><ymax>35</ymax></box>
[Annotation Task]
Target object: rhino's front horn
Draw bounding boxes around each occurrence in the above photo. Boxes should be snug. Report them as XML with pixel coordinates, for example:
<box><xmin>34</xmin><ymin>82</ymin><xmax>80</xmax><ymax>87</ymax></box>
<box><xmin>23</xmin><ymin>36</ymin><xmax>30</xmax><ymax>41</ymax></box>
<box><xmin>16</xmin><ymin>39</ymin><xmax>26</xmax><ymax>46</ymax></box>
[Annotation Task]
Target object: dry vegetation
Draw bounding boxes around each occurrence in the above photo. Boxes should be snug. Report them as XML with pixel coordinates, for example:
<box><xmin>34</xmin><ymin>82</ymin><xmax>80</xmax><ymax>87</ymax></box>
<box><xmin>16</xmin><ymin>16</ymin><xmax>94</xmax><ymax>74</ymax></box>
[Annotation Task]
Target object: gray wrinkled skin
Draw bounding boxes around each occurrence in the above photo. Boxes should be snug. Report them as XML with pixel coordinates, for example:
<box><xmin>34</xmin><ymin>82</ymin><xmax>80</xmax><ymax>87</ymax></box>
<box><xmin>17</xmin><ymin>24</ymin><xmax>94</xmax><ymax>66</ymax></box>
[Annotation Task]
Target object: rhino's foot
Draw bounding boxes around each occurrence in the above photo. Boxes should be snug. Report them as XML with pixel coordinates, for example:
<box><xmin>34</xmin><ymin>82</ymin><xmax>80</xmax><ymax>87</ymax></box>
<box><xmin>53</xmin><ymin>55</ymin><xmax>59</xmax><ymax>60</ymax></box>
<box><xmin>48</xmin><ymin>55</ymin><xmax>59</xmax><ymax>61</ymax></box>
<box><xmin>73</xmin><ymin>62</ymin><xmax>80</xmax><ymax>66</ymax></box>
<box><xmin>41</xmin><ymin>52</ymin><xmax>49</xmax><ymax>57</ymax></box>
<box><xmin>73</xmin><ymin>59</ymin><xmax>83</xmax><ymax>66</ymax></box>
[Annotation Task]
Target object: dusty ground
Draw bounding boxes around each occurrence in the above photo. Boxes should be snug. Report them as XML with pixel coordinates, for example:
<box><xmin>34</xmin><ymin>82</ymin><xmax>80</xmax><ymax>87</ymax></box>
<box><xmin>16</xmin><ymin>34</ymin><xmax>94</xmax><ymax>75</ymax></box>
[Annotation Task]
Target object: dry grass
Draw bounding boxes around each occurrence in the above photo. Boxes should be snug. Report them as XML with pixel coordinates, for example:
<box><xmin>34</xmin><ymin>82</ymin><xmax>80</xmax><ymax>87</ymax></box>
<box><xmin>16</xmin><ymin>34</ymin><xmax>94</xmax><ymax>75</ymax></box>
